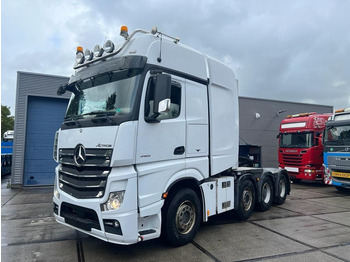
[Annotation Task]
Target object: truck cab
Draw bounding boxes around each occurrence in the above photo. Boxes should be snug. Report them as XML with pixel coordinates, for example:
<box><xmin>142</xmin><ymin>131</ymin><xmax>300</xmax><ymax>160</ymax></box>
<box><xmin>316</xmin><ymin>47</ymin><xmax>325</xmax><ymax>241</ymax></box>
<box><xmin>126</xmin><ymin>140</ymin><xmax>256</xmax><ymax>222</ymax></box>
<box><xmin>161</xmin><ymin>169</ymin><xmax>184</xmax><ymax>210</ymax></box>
<box><xmin>323</xmin><ymin>108</ymin><xmax>350</xmax><ymax>190</ymax></box>
<box><xmin>278</xmin><ymin>113</ymin><xmax>331</xmax><ymax>182</ymax></box>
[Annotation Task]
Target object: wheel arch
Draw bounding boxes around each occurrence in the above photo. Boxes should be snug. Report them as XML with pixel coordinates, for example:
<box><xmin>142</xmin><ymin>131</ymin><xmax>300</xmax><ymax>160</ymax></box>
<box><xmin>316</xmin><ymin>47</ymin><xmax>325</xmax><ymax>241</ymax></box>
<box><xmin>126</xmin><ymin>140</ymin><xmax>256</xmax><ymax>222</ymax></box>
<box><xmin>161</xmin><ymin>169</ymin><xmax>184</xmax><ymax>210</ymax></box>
<box><xmin>164</xmin><ymin>178</ymin><xmax>202</xmax><ymax>205</ymax></box>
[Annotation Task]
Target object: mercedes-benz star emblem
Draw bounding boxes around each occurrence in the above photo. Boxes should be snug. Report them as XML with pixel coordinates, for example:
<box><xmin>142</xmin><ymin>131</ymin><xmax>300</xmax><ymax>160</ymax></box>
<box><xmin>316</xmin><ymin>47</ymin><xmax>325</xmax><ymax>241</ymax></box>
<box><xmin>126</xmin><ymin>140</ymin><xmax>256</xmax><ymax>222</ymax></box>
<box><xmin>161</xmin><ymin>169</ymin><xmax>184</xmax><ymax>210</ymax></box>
<box><xmin>74</xmin><ymin>144</ymin><xmax>86</xmax><ymax>167</ymax></box>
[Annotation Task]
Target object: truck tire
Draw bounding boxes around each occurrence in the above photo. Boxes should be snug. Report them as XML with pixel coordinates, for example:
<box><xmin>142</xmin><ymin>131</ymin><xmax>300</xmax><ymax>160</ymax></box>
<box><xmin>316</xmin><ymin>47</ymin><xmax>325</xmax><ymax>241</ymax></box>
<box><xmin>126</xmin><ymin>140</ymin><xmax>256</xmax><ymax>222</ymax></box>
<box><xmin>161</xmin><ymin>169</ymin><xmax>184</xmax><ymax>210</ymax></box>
<box><xmin>237</xmin><ymin>179</ymin><xmax>255</xmax><ymax>220</ymax></box>
<box><xmin>163</xmin><ymin>188</ymin><xmax>201</xmax><ymax>246</ymax></box>
<box><xmin>257</xmin><ymin>177</ymin><xmax>273</xmax><ymax>212</ymax></box>
<box><xmin>275</xmin><ymin>175</ymin><xmax>287</xmax><ymax>205</ymax></box>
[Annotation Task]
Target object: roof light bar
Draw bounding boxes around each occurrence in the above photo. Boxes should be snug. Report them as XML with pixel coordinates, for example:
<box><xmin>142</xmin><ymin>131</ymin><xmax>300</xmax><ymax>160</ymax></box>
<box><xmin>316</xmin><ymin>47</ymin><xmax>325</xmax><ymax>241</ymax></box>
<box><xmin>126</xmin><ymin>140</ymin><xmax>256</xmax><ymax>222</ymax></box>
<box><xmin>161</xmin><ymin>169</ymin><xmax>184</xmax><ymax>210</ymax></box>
<box><xmin>335</xmin><ymin>108</ymin><xmax>350</xmax><ymax>113</ymax></box>
<box><xmin>74</xmin><ymin>26</ymin><xmax>160</xmax><ymax>69</ymax></box>
<box><xmin>286</xmin><ymin>112</ymin><xmax>316</xmax><ymax>119</ymax></box>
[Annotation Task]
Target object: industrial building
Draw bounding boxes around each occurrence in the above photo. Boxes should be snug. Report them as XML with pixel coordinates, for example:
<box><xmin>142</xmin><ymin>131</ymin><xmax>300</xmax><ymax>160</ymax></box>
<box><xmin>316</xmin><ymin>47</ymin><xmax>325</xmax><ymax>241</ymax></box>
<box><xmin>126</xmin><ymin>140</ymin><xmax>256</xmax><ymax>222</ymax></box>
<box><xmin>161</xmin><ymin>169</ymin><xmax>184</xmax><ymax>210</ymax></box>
<box><xmin>10</xmin><ymin>71</ymin><xmax>333</xmax><ymax>187</ymax></box>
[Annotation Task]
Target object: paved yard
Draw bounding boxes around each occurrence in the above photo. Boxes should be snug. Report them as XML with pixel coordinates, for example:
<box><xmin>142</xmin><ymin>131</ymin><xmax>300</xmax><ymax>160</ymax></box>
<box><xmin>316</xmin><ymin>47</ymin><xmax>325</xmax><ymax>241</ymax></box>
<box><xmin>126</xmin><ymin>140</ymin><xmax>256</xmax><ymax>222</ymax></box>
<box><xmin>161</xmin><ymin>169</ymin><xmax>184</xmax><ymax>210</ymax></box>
<box><xmin>2</xmin><ymin>175</ymin><xmax>350</xmax><ymax>262</ymax></box>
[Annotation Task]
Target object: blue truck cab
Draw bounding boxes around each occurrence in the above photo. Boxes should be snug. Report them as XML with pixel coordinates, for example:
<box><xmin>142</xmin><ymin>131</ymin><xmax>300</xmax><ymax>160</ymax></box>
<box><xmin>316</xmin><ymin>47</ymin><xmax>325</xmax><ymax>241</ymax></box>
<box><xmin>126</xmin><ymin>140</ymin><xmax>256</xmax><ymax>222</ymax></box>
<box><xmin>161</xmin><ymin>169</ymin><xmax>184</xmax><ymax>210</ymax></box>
<box><xmin>323</xmin><ymin>109</ymin><xmax>350</xmax><ymax>190</ymax></box>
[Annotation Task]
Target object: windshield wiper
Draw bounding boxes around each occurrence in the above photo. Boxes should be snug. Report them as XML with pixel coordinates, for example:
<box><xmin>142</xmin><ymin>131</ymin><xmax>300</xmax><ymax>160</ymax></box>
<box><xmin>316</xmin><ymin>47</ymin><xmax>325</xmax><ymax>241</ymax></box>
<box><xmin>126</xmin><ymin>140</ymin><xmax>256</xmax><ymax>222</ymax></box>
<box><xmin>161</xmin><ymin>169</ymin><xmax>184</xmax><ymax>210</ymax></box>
<box><xmin>82</xmin><ymin>110</ymin><xmax>116</xmax><ymax>117</ymax></box>
<box><xmin>63</xmin><ymin>115</ymin><xmax>83</xmax><ymax>127</ymax></box>
<box><xmin>83</xmin><ymin>110</ymin><xmax>117</xmax><ymax>125</ymax></box>
<box><xmin>325</xmin><ymin>140</ymin><xmax>344</xmax><ymax>145</ymax></box>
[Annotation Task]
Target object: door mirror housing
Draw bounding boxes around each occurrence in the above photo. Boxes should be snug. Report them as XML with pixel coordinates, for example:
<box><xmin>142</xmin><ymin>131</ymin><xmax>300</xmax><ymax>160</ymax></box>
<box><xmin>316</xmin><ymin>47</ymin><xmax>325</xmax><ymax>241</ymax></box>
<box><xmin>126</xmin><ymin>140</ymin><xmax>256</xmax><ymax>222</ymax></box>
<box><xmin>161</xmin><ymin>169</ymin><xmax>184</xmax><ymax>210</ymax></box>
<box><xmin>153</xmin><ymin>74</ymin><xmax>171</xmax><ymax>114</ymax></box>
<box><xmin>57</xmin><ymin>84</ymin><xmax>67</xmax><ymax>95</ymax></box>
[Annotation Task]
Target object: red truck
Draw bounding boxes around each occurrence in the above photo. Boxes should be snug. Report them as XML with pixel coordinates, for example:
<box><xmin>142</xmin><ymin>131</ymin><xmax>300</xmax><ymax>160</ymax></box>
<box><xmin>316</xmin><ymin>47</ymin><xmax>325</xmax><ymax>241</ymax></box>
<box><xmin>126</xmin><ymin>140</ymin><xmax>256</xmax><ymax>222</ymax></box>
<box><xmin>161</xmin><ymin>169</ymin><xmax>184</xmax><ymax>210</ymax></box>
<box><xmin>278</xmin><ymin>112</ymin><xmax>331</xmax><ymax>182</ymax></box>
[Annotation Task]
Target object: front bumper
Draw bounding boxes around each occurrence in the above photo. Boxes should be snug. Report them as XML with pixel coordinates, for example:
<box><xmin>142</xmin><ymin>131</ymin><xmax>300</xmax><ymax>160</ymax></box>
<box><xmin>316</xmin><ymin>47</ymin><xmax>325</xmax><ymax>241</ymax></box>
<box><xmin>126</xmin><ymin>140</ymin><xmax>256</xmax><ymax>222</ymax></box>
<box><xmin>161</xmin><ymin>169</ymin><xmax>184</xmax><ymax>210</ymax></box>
<box><xmin>284</xmin><ymin>167</ymin><xmax>323</xmax><ymax>181</ymax></box>
<box><xmin>53</xmin><ymin>165</ymin><xmax>140</xmax><ymax>245</ymax></box>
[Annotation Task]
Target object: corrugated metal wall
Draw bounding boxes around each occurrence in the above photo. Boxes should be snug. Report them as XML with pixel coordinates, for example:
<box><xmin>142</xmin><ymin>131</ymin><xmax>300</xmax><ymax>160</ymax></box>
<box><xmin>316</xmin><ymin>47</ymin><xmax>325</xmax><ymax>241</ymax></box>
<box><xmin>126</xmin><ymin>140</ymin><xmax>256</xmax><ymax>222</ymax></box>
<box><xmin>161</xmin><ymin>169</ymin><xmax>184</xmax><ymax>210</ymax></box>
<box><xmin>11</xmin><ymin>72</ymin><xmax>70</xmax><ymax>186</ymax></box>
<box><xmin>239</xmin><ymin>97</ymin><xmax>333</xmax><ymax>167</ymax></box>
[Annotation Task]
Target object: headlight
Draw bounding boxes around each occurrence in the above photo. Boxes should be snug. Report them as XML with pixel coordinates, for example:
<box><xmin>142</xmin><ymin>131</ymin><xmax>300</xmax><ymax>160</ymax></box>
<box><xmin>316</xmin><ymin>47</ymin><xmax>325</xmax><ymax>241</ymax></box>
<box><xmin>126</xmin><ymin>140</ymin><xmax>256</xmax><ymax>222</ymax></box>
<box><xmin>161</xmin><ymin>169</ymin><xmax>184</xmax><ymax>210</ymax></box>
<box><xmin>304</xmin><ymin>169</ymin><xmax>315</xmax><ymax>173</ymax></box>
<box><xmin>101</xmin><ymin>191</ymin><xmax>125</xmax><ymax>211</ymax></box>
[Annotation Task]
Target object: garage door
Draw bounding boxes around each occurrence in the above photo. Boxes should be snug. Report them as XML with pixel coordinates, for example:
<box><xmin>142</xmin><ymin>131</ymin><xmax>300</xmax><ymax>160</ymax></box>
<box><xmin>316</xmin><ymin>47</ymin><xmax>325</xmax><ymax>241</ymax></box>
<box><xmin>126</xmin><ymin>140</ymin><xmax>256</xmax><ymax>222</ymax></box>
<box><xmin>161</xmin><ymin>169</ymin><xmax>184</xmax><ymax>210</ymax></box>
<box><xmin>24</xmin><ymin>96</ymin><xmax>68</xmax><ymax>186</ymax></box>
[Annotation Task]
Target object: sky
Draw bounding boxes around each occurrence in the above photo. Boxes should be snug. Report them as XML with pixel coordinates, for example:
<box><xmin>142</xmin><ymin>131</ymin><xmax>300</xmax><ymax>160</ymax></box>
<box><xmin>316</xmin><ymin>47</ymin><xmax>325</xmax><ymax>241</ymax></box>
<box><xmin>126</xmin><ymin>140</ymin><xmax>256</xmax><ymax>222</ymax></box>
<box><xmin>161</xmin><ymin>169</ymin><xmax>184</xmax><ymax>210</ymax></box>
<box><xmin>2</xmin><ymin>0</ymin><xmax>350</xmax><ymax>116</ymax></box>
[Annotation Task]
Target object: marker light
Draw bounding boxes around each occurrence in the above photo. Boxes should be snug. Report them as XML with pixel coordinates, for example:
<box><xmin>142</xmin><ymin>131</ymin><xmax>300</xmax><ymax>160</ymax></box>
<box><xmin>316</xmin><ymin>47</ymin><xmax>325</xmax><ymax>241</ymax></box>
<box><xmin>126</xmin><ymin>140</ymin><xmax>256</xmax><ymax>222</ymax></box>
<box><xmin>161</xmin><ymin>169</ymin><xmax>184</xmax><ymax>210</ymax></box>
<box><xmin>84</xmin><ymin>49</ymin><xmax>93</xmax><ymax>61</ymax></box>
<box><xmin>103</xmin><ymin>40</ymin><xmax>115</xmax><ymax>53</ymax></box>
<box><xmin>93</xmin><ymin>45</ymin><xmax>104</xmax><ymax>57</ymax></box>
<box><xmin>120</xmin><ymin>25</ymin><xmax>129</xmax><ymax>39</ymax></box>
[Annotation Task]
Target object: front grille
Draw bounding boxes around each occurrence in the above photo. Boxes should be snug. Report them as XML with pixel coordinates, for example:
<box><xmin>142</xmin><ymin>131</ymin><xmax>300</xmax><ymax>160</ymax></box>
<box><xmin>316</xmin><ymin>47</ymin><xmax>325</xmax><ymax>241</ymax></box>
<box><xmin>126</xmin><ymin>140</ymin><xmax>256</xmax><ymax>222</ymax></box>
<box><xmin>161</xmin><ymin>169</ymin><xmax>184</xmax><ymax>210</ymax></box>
<box><xmin>61</xmin><ymin>202</ymin><xmax>101</xmax><ymax>231</ymax></box>
<box><xmin>58</xmin><ymin>148</ymin><xmax>112</xmax><ymax>198</ymax></box>
<box><xmin>328</xmin><ymin>156</ymin><xmax>350</xmax><ymax>169</ymax></box>
<box><xmin>281</xmin><ymin>153</ymin><xmax>302</xmax><ymax>166</ymax></box>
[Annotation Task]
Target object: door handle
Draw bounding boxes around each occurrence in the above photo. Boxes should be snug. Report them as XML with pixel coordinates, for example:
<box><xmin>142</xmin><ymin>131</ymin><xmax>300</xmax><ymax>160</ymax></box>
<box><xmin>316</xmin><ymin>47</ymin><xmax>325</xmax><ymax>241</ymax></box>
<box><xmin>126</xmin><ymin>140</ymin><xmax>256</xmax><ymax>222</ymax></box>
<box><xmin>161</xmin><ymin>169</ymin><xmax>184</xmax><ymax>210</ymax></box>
<box><xmin>174</xmin><ymin>146</ymin><xmax>185</xmax><ymax>155</ymax></box>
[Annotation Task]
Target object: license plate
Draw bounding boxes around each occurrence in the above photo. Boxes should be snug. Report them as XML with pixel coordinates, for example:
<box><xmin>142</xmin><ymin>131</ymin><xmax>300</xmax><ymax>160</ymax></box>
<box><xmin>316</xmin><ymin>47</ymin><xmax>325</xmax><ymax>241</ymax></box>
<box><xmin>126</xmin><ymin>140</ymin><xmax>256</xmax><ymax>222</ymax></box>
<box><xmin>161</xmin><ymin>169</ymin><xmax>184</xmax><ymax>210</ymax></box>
<box><xmin>285</xmin><ymin>167</ymin><xmax>299</xmax><ymax>173</ymax></box>
<box><xmin>332</xmin><ymin>172</ymin><xmax>350</xmax><ymax>179</ymax></box>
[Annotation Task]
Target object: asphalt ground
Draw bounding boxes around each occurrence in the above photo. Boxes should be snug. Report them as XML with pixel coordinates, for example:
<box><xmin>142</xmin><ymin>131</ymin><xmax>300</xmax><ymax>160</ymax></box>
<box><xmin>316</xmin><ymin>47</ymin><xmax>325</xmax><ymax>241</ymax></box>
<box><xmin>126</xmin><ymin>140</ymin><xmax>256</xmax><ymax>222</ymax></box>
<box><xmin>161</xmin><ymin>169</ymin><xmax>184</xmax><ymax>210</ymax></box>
<box><xmin>2</xmin><ymin>174</ymin><xmax>350</xmax><ymax>262</ymax></box>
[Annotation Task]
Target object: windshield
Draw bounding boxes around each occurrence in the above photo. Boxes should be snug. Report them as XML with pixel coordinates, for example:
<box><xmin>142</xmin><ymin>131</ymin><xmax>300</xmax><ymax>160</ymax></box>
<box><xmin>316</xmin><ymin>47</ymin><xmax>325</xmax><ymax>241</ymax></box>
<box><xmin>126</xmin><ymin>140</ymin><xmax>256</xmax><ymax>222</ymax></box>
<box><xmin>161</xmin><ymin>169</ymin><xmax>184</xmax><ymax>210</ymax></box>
<box><xmin>324</xmin><ymin>124</ymin><xmax>350</xmax><ymax>145</ymax></box>
<box><xmin>280</xmin><ymin>132</ymin><xmax>314</xmax><ymax>148</ymax></box>
<box><xmin>65</xmin><ymin>69</ymin><xmax>141</xmax><ymax>120</ymax></box>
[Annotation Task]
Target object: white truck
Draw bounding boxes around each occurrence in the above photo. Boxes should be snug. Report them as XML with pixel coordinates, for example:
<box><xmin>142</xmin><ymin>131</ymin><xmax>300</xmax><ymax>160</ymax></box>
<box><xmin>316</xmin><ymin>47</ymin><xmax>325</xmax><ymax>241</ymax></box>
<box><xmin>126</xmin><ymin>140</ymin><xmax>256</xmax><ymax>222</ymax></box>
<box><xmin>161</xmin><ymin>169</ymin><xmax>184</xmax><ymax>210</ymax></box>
<box><xmin>53</xmin><ymin>26</ymin><xmax>290</xmax><ymax>246</ymax></box>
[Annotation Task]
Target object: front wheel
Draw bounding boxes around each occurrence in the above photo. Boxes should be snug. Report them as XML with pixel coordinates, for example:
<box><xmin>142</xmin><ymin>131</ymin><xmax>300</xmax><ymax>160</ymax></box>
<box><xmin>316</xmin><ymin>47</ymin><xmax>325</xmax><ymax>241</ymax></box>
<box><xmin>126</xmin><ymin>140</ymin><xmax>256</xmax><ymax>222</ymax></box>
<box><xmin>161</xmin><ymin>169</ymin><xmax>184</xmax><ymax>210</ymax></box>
<box><xmin>163</xmin><ymin>188</ymin><xmax>202</xmax><ymax>246</ymax></box>
<box><xmin>237</xmin><ymin>179</ymin><xmax>256</xmax><ymax>220</ymax></box>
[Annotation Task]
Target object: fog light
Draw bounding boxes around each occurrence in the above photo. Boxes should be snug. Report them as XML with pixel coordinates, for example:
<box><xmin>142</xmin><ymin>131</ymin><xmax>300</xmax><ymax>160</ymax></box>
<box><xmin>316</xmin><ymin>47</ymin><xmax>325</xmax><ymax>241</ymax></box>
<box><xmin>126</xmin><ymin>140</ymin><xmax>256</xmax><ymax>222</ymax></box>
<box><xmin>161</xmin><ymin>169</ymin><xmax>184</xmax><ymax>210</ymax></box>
<box><xmin>103</xmin><ymin>219</ymin><xmax>122</xmax><ymax>235</ymax></box>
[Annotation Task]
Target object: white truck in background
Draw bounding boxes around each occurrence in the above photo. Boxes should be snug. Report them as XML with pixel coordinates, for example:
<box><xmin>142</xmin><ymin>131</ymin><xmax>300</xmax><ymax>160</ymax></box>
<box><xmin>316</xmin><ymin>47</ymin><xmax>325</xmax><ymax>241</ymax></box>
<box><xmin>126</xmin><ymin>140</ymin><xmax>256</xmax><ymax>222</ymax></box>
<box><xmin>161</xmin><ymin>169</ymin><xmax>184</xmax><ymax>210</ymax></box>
<box><xmin>53</xmin><ymin>26</ymin><xmax>290</xmax><ymax>246</ymax></box>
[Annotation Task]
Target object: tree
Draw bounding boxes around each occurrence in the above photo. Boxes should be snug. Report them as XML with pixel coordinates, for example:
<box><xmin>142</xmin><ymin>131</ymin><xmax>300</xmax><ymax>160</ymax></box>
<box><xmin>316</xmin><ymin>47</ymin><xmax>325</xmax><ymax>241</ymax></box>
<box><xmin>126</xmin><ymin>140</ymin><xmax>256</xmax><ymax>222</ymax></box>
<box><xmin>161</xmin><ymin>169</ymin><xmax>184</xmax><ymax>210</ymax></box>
<box><xmin>1</xmin><ymin>104</ymin><xmax>15</xmax><ymax>139</ymax></box>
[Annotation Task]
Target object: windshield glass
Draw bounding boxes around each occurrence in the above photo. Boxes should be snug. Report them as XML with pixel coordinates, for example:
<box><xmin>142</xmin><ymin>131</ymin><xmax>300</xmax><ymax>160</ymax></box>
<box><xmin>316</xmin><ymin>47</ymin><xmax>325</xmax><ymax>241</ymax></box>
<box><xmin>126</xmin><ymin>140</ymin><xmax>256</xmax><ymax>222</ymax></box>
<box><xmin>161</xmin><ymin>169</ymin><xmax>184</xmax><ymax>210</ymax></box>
<box><xmin>280</xmin><ymin>132</ymin><xmax>314</xmax><ymax>148</ymax></box>
<box><xmin>324</xmin><ymin>124</ymin><xmax>350</xmax><ymax>145</ymax></box>
<box><xmin>65</xmin><ymin>69</ymin><xmax>141</xmax><ymax>119</ymax></box>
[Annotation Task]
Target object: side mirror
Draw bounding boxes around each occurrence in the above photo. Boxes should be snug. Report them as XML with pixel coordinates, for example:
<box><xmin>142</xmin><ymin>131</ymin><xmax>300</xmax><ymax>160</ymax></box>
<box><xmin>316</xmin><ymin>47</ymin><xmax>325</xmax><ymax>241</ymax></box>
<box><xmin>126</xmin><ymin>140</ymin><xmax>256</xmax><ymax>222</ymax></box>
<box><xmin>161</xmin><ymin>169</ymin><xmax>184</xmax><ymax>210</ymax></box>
<box><xmin>57</xmin><ymin>85</ymin><xmax>67</xmax><ymax>95</ymax></box>
<box><xmin>153</xmin><ymin>74</ymin><xmax>171</xmax><ymax>114</ymax></box>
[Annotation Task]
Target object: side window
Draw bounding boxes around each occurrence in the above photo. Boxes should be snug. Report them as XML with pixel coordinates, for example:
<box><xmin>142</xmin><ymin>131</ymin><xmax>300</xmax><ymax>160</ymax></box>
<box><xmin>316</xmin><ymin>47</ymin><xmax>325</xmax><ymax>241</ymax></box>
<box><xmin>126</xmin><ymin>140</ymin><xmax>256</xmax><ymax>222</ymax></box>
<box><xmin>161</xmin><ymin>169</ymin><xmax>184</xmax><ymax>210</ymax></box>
<box><xmin>145</xmin><ymin>77</ymin><xmax>181</xmax><ymax>120</ymax></box>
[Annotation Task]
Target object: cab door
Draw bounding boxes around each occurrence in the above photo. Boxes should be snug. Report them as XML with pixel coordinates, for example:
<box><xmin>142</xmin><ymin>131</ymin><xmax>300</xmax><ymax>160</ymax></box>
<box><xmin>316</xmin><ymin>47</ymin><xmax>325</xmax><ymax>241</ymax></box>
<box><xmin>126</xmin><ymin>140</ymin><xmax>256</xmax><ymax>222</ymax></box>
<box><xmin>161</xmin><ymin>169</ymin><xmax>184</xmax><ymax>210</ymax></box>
<box><xmin>136</xmin><ymin>72</ymin><xmax>186</xmax><ymax>212</ymax></box>
<box><xmin>136</xmin><ymin>73</ymin><xmax>186</xmax><ymax>164</ymax></box>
